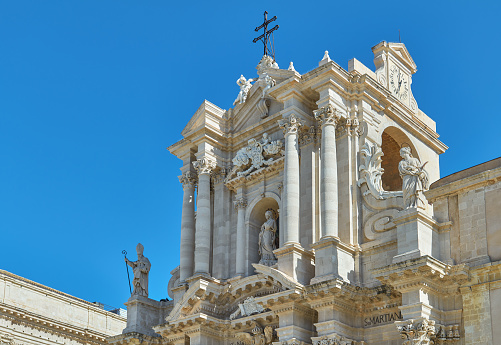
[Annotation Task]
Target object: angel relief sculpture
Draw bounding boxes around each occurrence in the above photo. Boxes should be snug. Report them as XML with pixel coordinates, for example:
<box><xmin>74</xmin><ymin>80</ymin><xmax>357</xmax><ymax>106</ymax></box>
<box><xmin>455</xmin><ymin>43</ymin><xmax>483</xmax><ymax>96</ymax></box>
<box><xmin>235</xmin><ymin>322</ymin><xmax>275</xmax><ymax>345</ymax></box>
<box><xmin>227</xmin><ymin>133</ymin><xmax>283</xmax><ymax>179</ymax></box>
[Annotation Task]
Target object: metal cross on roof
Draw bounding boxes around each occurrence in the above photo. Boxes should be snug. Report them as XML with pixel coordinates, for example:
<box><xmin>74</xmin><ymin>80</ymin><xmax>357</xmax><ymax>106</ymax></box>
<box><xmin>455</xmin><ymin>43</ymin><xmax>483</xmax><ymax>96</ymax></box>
<box><xmin>253</xmin><ymin>11</ymin><xmax>279</xmax><ymax>60</ymax></box>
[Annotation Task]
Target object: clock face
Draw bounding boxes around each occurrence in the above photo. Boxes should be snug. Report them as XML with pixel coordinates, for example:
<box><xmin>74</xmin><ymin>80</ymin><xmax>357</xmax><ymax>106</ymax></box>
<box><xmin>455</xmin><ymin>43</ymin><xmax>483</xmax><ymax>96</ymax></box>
<box><xmin>389</xmin><ymin>65</ymin><xmax>408</xmax><ymax>101</ymax></box>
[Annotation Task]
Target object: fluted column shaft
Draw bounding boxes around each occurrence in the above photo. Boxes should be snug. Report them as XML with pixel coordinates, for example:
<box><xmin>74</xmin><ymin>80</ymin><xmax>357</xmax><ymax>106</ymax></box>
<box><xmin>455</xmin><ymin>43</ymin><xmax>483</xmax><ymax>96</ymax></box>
<box><xmin>234</xmin><ymin>197</ymin><xmax>247</xmax><ymax>276</ymax></box>
<box><xmin>315</xmin><ymin>105</ymin><xmax>341</xmax><ymax>238</ymax></box>
<box><xmin>279</xmin><ymin>115</ymin><xmax>303</xmax><ymax>245</ymax></box>
<box><xmin>178</xmin><ymin>172</ymin><xmax>197</xmax><ymax>283</ymax></box>
<box><xmin>193</xmin><ymin>157</ymin><xmax>216</xmax><ymax>275</ymax></box>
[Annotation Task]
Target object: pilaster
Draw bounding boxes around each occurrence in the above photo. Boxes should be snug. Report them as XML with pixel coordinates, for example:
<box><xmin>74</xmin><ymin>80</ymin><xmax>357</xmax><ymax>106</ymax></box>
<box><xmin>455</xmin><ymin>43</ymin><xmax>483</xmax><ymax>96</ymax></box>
<box><xmin>234</xmin><ymin>194</ymin><xmax>248</xmax><ymax>277</ymax></box>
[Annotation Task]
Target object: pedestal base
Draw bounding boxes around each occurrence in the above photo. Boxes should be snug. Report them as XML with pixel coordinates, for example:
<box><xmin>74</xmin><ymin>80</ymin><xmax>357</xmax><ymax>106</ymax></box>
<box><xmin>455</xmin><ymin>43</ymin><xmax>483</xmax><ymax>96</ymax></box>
<box><xmin>392</xmin><ymin>208</ymin><xmax>438</xmax><ymax>264</ymax></box>
<box><xmin>274</xmin><ymin>243</ymin><xmax>314</xmax><ymax>285</ymax></box>
<box><xmin>310</xmin><ymin>237</ymin><xmax>355</xmax><ymax>284</ymax></box>
<box><xmin>123</xmin><ymin>295</ymin><xmax>162</xmax><ymax>337</ymax></box>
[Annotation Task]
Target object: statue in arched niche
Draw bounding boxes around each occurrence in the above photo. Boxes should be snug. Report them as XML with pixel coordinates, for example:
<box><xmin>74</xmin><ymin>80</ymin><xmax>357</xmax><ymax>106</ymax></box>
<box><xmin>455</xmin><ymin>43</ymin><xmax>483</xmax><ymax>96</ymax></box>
<box><xmin>259</xmin><ymin>210</ymin><xmax>277</xmax><ymax>266</ymax></box>
<box><xmin>398</xmin><ymin>146</ymin><xmax>429</xmax><ymax>209</ymax></box>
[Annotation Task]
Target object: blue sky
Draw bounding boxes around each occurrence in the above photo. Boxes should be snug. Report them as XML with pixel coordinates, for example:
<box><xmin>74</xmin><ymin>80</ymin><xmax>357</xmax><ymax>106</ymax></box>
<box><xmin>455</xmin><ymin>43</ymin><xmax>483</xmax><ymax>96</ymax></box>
<box><xmin>1</xmin><ymin>1</ymin><xmax>500</xmax><ymax>309</ymax></box>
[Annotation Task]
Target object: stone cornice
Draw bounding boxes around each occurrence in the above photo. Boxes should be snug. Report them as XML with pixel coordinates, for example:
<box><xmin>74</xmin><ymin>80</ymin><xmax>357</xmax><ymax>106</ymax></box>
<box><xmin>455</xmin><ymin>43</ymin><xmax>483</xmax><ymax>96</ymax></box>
<box><xmin>0</xmin><ymin>270</ymin><xmax>125</xmax><ymax>321</ymax></box>
<box><xmin>425</xmin><ymin>166</ymin><xmax>501</xmax><ymax>202</ymax></box>
<box><xmin>305</xmin><ymin>279</ymin><xmax>400</xmax><ymax>314</ymax></box>
<box><xmin>373</xmin><ymin>256</ymin><xmax>470</xmax><ymax>295</ymax></box>
<box><xmin>0</xmin><ymin>302</ymin><xmax>114</xmax><ymax>344</ymax></box>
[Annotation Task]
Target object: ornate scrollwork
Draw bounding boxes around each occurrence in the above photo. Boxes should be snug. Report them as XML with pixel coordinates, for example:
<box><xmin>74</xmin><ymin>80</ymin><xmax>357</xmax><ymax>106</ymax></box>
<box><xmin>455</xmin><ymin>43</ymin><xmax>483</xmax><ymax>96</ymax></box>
<box><xmin>227</xmin><ymin>134</ymin><xmax>284</xmax><ymax>180</ymax></box>
<box><xmin>278</xmin><ymin>114</ymin><xmax>304</xmax><ymax>136</ymax></box>
<box><xmin>358</xmin><ymin>142</ymin><xmax>385</xmax><ymax>199</ymax></box>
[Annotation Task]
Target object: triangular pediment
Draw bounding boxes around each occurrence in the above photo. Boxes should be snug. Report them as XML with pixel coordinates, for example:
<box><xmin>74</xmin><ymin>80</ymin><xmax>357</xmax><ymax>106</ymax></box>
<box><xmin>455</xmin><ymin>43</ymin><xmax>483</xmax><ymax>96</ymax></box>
<box><xmin>231</xmin><ymin>84</ymin><xmax>283</xmax><ymax>134</ymax></box>
<box><xmin>388</xmin><ymin>42</ymin><xmax>417</xmax><ymax>73</ymax></box>
<box><xmin>181</xmin><ymin>100</ymin><xmax>226</xmax><ymax>137</ymax></box>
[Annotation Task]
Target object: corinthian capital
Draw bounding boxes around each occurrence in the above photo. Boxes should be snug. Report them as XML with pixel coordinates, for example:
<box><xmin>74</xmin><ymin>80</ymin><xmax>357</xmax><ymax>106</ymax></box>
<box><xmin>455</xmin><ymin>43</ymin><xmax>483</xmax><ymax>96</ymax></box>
<box><xmin>278</xmin><ymin>114</ymin><xmax>304</xmax><ymax>136</ymax></box>
<box><xmin>192</xmin><ymin>157</ymin><xmax>216</xmax><ymax>175</ymax></box>
<box><xmin>314</xmin><ymin>104</ymin><xmax>342</xmax><ymax>127</ymax></box>
<box><xmin>396</xmin><ymin>318</ymin><xmax>436</xmax><ymax>345</ymax></box>
<box><xmin>178</xmin><ymin>171</ymin><xmax>197</xmax><ymax>189</ymax></box>
<box><xmin>234</xmin><ymin>197</ymin><xmax>248</xmax><ymax>209</ymax></box>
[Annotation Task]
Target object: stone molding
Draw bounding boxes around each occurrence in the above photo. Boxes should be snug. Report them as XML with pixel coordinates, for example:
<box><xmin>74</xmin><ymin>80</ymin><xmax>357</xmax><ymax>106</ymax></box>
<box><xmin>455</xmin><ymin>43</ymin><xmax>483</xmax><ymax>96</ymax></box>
<box><xmin>178</xmin><ymin>171</ymin><xmax>197</xmax><ymax>189</ymax></box>
<box><xmin>192</xmin><ymin>157</ymin><xmax>216</xmax><ymax>175</ymax></box>
<box><xmin>278</xmin><ymin>114</ymin><xmax>304</xmax><ymax>136</ymax></box>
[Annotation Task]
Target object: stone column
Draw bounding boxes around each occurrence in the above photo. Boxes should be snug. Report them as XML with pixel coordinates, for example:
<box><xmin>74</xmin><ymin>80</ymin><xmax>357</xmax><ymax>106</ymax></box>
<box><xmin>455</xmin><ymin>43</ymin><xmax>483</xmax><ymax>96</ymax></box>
<box><xmin>278</xmin><ymin>114</ymin><xmax>303</xmax><ymax>245</ymax></box>
<box><xmin>178</xmin><ymin>171</ymin><xmax>197</xmax><ymax>283</ymax></box>
<box><xmin>314</xmin><ymin>104</ymin><xmax>341</xmax><ymax>239</ymax></box>
<box><xmin>311</xmin><ymin>105</ymin><xmax>349</xmax><ymax>284</ymax></box>
<box><xmin>193</xmin><ymin>157</ymin><xmax>216</xmax><ymax>276</ymax></box>
<box><xmin>234</xmin><ymin>196</ymin><xmax>247</xmax><ymax>276</ymax></box>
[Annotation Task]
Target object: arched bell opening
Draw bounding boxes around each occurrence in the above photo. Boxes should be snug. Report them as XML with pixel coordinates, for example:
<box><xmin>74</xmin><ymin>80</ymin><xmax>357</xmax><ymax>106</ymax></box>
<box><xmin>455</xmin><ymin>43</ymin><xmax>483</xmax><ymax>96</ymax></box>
<box><xmin>381</xmin><ymin>126</ymin><xmax>420</xmax><ymax>192</ymax></box>
<box><xmin>246</xmin><ymin>196</ymin><xmax>279</xmax><ymax>275</ymax></box>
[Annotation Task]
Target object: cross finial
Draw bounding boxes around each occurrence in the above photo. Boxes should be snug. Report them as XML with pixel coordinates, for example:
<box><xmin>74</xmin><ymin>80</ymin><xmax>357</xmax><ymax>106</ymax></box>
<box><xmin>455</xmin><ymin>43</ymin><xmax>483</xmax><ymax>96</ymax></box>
<box><xmin>253</xmin><ymin>11</ymin><xmax>279</xmax><ymax>60</ymax></box>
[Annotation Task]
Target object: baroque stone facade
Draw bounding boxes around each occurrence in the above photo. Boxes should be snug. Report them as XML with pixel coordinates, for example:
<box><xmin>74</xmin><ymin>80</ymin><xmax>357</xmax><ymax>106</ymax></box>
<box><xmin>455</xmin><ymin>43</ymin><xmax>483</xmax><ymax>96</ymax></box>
<box><xmin>108</xmin><ymin>42</ymin><xmax>501</xmax><ymax>345</ymax></box>
<box><xmin>0</xmin><ymin>270</ymin><xmax>126</xmax><ymax>345</ymax></box>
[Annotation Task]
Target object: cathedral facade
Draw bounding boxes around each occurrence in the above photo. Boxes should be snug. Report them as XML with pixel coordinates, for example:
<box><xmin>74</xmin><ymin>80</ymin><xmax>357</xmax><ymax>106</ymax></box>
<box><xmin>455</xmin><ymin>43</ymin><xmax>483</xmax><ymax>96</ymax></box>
<box><xmin>107</xmin><ymin>42</ymin><xmax>501</xmax><ymax>345</ymax></box>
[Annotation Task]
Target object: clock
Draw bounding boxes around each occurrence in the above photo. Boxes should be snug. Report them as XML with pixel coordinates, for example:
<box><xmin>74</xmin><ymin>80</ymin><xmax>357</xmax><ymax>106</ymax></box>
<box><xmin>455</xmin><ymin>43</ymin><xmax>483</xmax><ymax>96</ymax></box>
<box><xmin>389</xmin><ymin>65</ymin><xmax>408</xmax><ymax>102</ymax></box>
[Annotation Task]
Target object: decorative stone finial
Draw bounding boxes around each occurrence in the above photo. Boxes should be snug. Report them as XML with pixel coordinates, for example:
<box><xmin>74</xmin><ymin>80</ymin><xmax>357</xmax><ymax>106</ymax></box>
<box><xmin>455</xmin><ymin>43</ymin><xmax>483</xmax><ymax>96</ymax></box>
<box><xmin>288</xmin><ymin>61</ymin><xmax>296</xmax><ymax>71</ymax></box>
<box><xmin>319</xmin><ymin>50</ymin><xmax>332</xmax><ymax>66</ymax></box>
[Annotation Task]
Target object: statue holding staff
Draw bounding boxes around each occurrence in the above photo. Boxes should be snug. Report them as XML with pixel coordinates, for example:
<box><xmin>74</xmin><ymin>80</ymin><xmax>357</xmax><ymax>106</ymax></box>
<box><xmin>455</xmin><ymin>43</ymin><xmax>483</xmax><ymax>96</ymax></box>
<box><xmin>125</xmin><ymin>243</ymin><xmax>151</xmax><ymax>297</ymax></box>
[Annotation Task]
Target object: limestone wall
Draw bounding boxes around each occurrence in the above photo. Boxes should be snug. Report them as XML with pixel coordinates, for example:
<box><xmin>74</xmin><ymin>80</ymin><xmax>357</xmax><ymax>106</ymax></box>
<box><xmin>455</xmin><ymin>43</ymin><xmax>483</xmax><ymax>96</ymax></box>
<box><xmin>0</xmin><ymin>269</ymin><xmax>126</xmax><ymax>344</ymax></box>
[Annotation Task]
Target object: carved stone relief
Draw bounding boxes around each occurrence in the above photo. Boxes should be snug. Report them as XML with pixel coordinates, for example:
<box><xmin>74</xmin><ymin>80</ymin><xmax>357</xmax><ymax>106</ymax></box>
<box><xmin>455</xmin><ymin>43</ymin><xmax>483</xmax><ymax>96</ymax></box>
<box><xmin>229</xmin><ymin>296</ymin><xmax>266</xmax><ymax>320</ymax></box>
<box><xmin>235</xmin><ymin>321</ymin><xmax>275</xmax><ymax>345</ymax></box>
<box><xmin>227</xmin><ymin>134</ymin><xmax>283</xmax><ymax>180</ymax></box>
<box><xmin>396</xmin><ymin>318</ymin><xmax>460</xmax><ymax>345</ymax></box>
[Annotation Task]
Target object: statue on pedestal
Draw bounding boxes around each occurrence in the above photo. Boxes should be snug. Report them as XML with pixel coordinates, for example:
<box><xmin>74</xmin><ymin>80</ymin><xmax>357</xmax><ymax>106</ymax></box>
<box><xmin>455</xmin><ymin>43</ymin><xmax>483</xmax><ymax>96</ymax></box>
<box><xmin>125</xmin><ymin>243</ymin><xmax>151</xmax><ymax>297</ymax></box>
<box><xmin>259</xmin><ymin>210</ymin><xmax>277</xmax><ymax>266</ymax></box>
<box><xmin>398</xmin><ymin>147</ymin><xmax>429</xmax><ymax>209</ymax></box>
